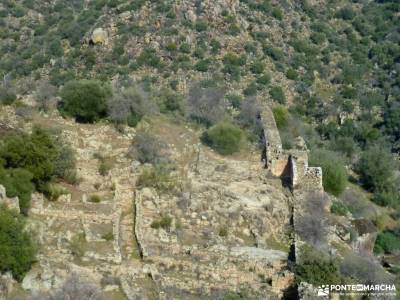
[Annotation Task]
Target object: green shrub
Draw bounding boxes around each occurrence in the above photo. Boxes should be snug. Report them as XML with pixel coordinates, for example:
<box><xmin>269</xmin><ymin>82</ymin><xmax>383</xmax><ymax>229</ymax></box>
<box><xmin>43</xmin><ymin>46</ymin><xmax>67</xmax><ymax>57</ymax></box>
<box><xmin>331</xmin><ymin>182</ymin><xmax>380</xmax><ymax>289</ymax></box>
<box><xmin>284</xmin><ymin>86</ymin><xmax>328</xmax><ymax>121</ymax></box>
<box><xmin>160</xmin><ymin>92</ymin><xmax>183</xmax><ymax>114</ymax></box>
<box><xmin>194</xmin><ymin>59</ymin><xmax>211</xmax><ymax>72</ymax></box>
<box><xmin>47</xmin><ymin>183</ymin><xmax>68</xmax><ymax>202</ymax></box>
<box><xmin>272</xmin><ymin>105</ymin><xmax>289</xmax><ymax>129</ymax></box>
<box><xmin>309</xmin><ymin>150</ymin><xmax>347</xmax><ymax>196</ymax></box>
<box><xmin>286</xmin><ymin>68</ymin><xmax>298</xmax><ymax>80</ymax></box>
<box><xmin>102</xmin><ymin>232</ymin><xmax>113</xmax><ymax>241</ymax></box>
<box><xmin>374</xmin><ymin>230</ymin><xmax>400</xmax><ymax>255</ymax></box>
<box><xmin>336</xmin><ymin>7</ymin><xmax>355</xmax><ymax>20</ymax></box>
<box><xmin>295</xmin><ymin>245</ymin><xmax>341</xmax><ymax>286</ymax></box>
<box><xmin>0</xmin><ymin>127</ymin><xmax>57</xmax><ymax>190</ymax></box>
<box><xmin>136</xmin><ymin>164</ymin><xmax>177</xmax><ymax>193</ymax></box>
<box><xmin>0</xmin><ymin>167</ymin><xmax>34</xmax><ymax>215</ymax></box>
<box><xmin>272</xmin><ymin>7</ymin><xmax>283</xmax><ymax>20</ymax></box>
<box><xmin>356</xmin><ymin>146</ymin><xmax>396</xmax><ymax>193</ymax></box>
<box><xmin>108</xmin><ymin>86</ymin><xmax>155</xmax><ymax>127</ymax></box>
<box><xmin>331</xmin><ymin>201</ymin><xmax>349</xmax><ymax>216</ymax></box>
<box><xmin>263</xmin><ymin>46</ymin><xmax>284</xmax><ymax>61</ymax></box>
<box><xmin>257</xmin><ymin>73</ymin><xmax>271</xmax><ymax>85</ymax></box>
<box><xmin>372</xmin><ymin>192</ymin><xmax>399</xmax><ymax>208</ymax></box>
<box><xmin>88</xmin><ymin>194</ymin><xmax>101</xmax><ymax>203</ymax></box>
<box><xmin>250</xmin><ymin>60</ymin><xmax>265</xmax><ymax>74</ymax></box>
<box><xmin>195</xmin><ymin>20</ymin><xmax>208</xmax><ymax>32</ymax></box>
<box><xmin>0</xmin><ymin>206</ymin><xmax>36</xmax><ymax>281</ymax></box>
<box><xmin>60</xmin><ymin>80</ymin><xmax>111</xmax><ymax>123</ymax></box>
<box><xmin>0</xmin><ymin>86</ymin><xmax>17</xmax><ymax>105</ymax></box>
<box><xmin>219</xmin><ymin>226</ymin><xmax>228</xmax><ymax>237</ymax></box>
<box><xmin>243</xmin><ymin>82</ymin><xmax>258</xmax><ymax>96</ymax></box>
<box><xmin>201</xmin><ymin>122</ymin><xmax>243</xmax><ymax>155</ymax></box>
<box><xmin>137</xmin><ymin>48</ymin><xmax>163</xmax><ymax>68</ymax></box>
<box><xmin>269</xmin><ymin>86</ymin><xmax>286</xmax><ymax>104</ymax></box>
<box><xmin>151</xmin><ymin>215</ymin><xmax>173</xmax><ymax>230</ymax></box>
<box><xmin>98</xmin><ymin>160</ymin><xmax>113</xmax><ymax>176</ymax></box>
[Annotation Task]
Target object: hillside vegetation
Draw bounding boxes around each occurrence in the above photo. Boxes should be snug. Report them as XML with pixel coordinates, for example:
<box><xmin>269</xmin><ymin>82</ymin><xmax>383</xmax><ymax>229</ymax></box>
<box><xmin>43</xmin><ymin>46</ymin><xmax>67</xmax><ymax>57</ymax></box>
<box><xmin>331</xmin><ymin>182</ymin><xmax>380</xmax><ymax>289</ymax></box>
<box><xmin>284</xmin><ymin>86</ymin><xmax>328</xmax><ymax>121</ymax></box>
<box><xmin>0</xmin><ymin>0</ymin><xmax>399</xmax><ymax>298</ymax></box>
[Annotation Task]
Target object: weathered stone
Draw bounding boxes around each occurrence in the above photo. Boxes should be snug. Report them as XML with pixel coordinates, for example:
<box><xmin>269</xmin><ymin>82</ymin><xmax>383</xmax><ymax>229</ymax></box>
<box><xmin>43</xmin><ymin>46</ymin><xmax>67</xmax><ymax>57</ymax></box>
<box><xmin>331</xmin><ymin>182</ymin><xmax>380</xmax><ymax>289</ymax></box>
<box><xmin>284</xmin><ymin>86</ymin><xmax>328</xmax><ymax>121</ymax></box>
<box><xmin>91</xmin><ymin>28</ymin><xmax>108</xmax><ymax>45</ymax></box>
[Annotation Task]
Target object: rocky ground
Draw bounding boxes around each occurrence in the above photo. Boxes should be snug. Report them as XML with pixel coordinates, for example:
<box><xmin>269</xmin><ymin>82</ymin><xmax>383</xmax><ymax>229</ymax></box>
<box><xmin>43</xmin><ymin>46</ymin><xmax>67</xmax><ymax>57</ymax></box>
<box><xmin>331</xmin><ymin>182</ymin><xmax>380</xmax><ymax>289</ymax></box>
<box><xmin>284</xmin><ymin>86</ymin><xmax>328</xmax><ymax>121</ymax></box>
<box><xmin>1</xmin><ymin>105</ymin><xmax>296</xmax><ymax>299</ymax></box>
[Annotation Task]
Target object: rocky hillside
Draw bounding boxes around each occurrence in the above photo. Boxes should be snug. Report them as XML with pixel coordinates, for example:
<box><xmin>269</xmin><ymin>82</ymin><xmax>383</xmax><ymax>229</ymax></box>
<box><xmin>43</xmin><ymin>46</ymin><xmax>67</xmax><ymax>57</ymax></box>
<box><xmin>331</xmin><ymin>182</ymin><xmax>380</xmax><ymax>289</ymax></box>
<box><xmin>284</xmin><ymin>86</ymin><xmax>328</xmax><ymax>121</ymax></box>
<box><xmin>0</xmin><ymin>0</ymin><xmax>399</xmax><ymax>299</ymax></box>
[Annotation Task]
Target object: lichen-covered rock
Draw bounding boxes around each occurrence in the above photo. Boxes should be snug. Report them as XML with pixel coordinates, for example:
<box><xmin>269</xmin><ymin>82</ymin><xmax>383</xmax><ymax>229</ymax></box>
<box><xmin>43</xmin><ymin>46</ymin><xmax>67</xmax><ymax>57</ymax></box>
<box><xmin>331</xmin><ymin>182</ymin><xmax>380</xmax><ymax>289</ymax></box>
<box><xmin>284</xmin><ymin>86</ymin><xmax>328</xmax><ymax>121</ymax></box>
<box><xmin>91</xmin><ymin>28</ymin><xmax>108</xmax><ymax>45</ymax></box>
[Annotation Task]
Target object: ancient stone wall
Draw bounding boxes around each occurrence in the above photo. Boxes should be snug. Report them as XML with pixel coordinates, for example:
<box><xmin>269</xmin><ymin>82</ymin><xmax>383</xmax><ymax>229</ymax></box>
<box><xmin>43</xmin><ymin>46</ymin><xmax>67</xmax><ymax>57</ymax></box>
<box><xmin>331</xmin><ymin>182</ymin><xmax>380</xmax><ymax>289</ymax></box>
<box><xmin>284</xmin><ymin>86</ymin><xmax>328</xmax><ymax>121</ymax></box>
<box><xmin>258</xmin><ymin>105</ymin><xmax>323</xmax><ymax>192</ymax></box>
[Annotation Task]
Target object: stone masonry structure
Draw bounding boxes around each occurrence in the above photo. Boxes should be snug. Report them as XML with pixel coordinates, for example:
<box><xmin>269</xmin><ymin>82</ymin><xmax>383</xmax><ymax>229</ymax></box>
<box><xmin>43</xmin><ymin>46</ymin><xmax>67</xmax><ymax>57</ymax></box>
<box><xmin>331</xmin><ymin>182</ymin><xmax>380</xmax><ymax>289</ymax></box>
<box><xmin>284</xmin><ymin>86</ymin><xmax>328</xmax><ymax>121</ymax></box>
<box><xmin>259</xmin><ymin>103</ymin><xmax>323</xmax><ymax>192</ymax></box>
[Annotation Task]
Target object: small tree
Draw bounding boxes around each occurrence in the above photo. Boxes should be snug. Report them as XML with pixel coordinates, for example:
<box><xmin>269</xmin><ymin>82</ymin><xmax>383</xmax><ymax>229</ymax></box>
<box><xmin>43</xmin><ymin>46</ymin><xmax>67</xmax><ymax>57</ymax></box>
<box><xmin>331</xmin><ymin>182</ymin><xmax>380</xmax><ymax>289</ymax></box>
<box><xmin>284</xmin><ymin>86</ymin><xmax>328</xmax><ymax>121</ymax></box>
<box><xmin>108</xmin><ymin>86</ymin><xmax>156</xmax><ymax>127</ymax></box>
<box><xmin>130</xmin><ymin>131</ymin><xmax>166</xmax><ymax>164</ymax></box>
<box><xmin>201</xmin><ymin>122</ymin><xmax>243</xmax><ymax>155</ymax></box>
<box><xmin>272</xmin><ymin>105</ymin><xmax>289</xmax><ymax>129</ymax></box>
<box><xmin>59</xmin><ymin>80</ymin><xmax>111</xmax><ymax>123</ymax></box>
<box><xmin>309</xmin><ymin>150</ymin><xmax>347</xmax><ymax>196</ymax></box>
<box><xmin>269</xmin><ymin>86</ymin><xmax>286</xmax><ymax>104</ymax></box>
<box><xmin>0</xmin><ymin>206</ymin><xmax>36</xmax><ymax>281</ymax></box>
<box><xmin>237</xmin><ymin>97</ymin><xmax>262</xmax><ymax>137</ymax></box>
<box><xmin>187</xmin><ymin>84</ymin><xmax>226</xmax><ymax>126</ymax></box>
<box><xmin>295</xmin><ymin>245</ymin><xmax>341</xmax><ymax>286</ymax></box>
<box><xmin>296</xmin><ymin>192</ymin><xmax>330</xmax><ymax>247</ymax></box>
<box><xmin>35</xmin><ymin>80</ymin><xmax>57</xmax><ymax>112</ymax></box>
<box><xmin>356</xmin><ymin>146</ymin><xmax>396</xmax><ymax>193</ymax></box>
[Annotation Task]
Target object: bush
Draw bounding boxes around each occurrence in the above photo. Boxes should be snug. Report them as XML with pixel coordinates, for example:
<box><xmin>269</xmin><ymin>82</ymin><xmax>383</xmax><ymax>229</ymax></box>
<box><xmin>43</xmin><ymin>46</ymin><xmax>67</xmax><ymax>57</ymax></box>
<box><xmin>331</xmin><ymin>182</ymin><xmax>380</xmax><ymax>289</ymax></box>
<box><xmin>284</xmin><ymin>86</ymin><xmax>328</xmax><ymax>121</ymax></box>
<box><xmin>0</xmin><ymin>127</ymin><xmax>77</xmax><ymax>209</ymax></box>
<box><xmin>0</xmin><ymin>206</ymin><xmax>36</xmax><ymax>281</ymax></box>
<box><xmin>201</xmin><ymin>122</ymin><xmax>243</xmax><ymax>155</ymax></box>
<box><xmin>59</xmin><ymin>80</ymin><xmax>111</xmax><ymax>123</ymax></box>
<box><xmin>0</xmin><ymin>167</ymin><xmax>34</xmax><ymax>215</ymax></box>
<box><xmin>330</xmin><ymin>201</ymin><xmax>349</xmax><ymax>216</ymax></box>
<box><xmin>271</xmin><ymin>7</ymin><xmax>283</xmax><ymax>20</ymax></box>
<box><xmin>151</xmin><ymin>215</ymin><xmax>173</xmax><ymax>230</ymax></box>
<box><xmin>250</xmin><ymin>60</ymin><xmax>265</xmax><ymax>74</ymax></box>
<box><xmin>98</xmin><ymin>160</ymin><xmax>112</xmax><ymax>176</ymax></box>
<box><xmin>295</xmin><ymin>245</ymin><xmax>341</xmax><ymax>286</ymax></box>
<box><xmin>0</xmin><ymin>127</ymin><xmax>57</xmax><ymax>190</ymax></box>
<box><xmin>52</xmin><ymin>142</ymin><xmax>77</xmax><ymax>184</ymax></box>
<box><xmin>272</xmin><ymin>105</ymin><xmax>289</xmax><ymax>129</ymax></box>
<box><xmin>136</xmin><ymin>164</ymin><xmax>177</xmax><ymax>193</ymax></box>
<box><xmin>269</xmin><ymin>86</ymin><xmax>286</xmax><ymax>104</ymax></box>
<box><xmin>108</xmin><ymin>86</ymin><xmax>156</xmax><ymax>127</ymax></box>
<box><xmin>356</xmin><ymin>146</ymin><xmax>396</xmax><ymax>193</ymax></box>
<box><xmin>295</xmin><ymin>192</ymin><xmax>330</xmax><ymax>247</ymax></box>
<box><xmin>43</xmin><ymin>273</ymin><xmax>101</xmax><ymax>300</ymax></box>
<box><xmin>187</xmin><ymin>84</ymin><xmax>226</xmax><ymax>126</ymax></box>
<box><xmin>88</xmin><ymin>194</ymin><xmax>101</xmax><ymax>203</ymax></box>
<box><xmin>309</xmin><ymin>150</ymin><xmax>347</xmax><ymax>196</ymax></box>
<box><xmin>195</xmin><ymin>20</ymin><xmax>208</xmax><ymax>32</ymax></box>
<box><xmin>237</xmin><ymin>97</ymin><xmax>262</xmax><ymax>138</ymax></box>
<box><xmin>0</xmin><ymin>86</ymin><xmax>17</xmax><ymax>105</ymax></box>
<box><xmin>47</xmin><ymin>183</ymin><xmax>68</xmax><ymax>202</ymax></box>
<box><xmin>137</xmin><ymin>48</ymin><xmax>163</xmax><ymax>68</ymax></box>
<box><xmin>374</xmin><ymin>230</ymin><xmax>400</xmax><ymax>255</ymax></box>
<box><xmin>336</xmin><ymin>7</ymin><xmax>355</xmax><ymax>20</ymax></box>
<box><xmin>159</xmin><ymin>91</ymin><xmax>183</xmax><ymax>114</ymax></box>
<box><xmin>372</xmin><ymin>192</ymin><xmax>399</xmax><ymax>208</ymax></box>
<box><xmin>34</xmin><ymin>80</ymin><xmax>57</xmax><ymax>112</ymax></box>
<box><xmin>340</xmin><ymin>253</ymin><xmax>393</xmax><ymax>285</ymax></box>
<box><xmin>243</xmin><ymin>82</ymin><xmax>258</xmax><ymax>96</ymax></box>
<box><xmin>286</xmin><ymin>68</ymin><xmax>298</xmax><ymax>80</ymax></box>
<box><xmin>131</xmin><ymin>131</ymin><xmax>166</xmax><ymax>164</ymax></box>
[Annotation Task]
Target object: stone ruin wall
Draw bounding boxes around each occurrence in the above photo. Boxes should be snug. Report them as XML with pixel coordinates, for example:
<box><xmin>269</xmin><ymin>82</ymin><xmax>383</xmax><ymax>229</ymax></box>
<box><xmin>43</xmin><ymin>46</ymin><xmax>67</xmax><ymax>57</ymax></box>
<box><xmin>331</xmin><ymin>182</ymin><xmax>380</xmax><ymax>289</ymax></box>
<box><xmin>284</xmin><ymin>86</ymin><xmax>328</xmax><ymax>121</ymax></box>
<box><xmin>259</xmin><ymin>104</ymin><xmax>323</xmax><ymax>192</ymax></box>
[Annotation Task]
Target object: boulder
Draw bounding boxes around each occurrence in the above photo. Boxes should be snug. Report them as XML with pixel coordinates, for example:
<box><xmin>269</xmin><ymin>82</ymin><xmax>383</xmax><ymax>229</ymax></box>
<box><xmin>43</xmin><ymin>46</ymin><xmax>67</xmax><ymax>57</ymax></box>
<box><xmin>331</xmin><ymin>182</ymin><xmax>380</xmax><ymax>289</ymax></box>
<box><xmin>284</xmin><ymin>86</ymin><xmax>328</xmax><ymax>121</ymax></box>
<box><xmin>91</xmin><ymin>28</ymin><xmax>108</xmax><ymax>45</ymax></box>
